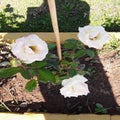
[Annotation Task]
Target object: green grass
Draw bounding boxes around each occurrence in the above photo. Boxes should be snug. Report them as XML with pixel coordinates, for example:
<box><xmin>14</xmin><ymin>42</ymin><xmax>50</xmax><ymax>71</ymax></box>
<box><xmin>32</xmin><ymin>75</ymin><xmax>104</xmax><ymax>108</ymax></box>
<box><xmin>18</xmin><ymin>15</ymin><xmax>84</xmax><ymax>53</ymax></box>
<box><xmin>102</xmin><ymin>35</ymin><xmax>120</xmax><ymax>52</ymax></box>
<box><xmin>84</xmin><ymin>0</ymin><xmax>120</xmax><ymax>31</ymax></box>
<box><xmin>0</xmin><ymin>0</ymin><xmax>120</xmax><ymax>32</ymax></box>
<box><xmin>0</xmin><ymin>0</ymin><xmax>42</xmax><ymax>16</ymax></box>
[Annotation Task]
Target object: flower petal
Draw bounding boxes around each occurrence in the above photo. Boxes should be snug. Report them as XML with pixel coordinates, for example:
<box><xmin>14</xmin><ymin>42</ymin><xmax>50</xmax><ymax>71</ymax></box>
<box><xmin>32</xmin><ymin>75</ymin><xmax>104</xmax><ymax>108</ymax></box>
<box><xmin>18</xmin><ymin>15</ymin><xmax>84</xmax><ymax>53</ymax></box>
<box><xmin>60</xmin><ymin>74</ymin><xmax>89</xmax><ymax>98</ymax></box>
<box><xmin>78</xmin><ymin>25</ymin><xmax>110</xmax><ymax>49</ymax></box>
<box><xmin>11</xmin><ymin>34</ymin><xmax>48</xmax><ymax>64</ymax></box>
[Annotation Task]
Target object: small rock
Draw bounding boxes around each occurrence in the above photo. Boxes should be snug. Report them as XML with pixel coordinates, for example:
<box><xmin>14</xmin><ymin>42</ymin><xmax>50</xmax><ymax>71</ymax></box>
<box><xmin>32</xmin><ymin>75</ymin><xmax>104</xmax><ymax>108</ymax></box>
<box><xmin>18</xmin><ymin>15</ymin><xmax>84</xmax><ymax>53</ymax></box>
<box><xmin>20</xmin><ymin>102</ymin><xmax>27</xmax><ymax>108</ymax></box>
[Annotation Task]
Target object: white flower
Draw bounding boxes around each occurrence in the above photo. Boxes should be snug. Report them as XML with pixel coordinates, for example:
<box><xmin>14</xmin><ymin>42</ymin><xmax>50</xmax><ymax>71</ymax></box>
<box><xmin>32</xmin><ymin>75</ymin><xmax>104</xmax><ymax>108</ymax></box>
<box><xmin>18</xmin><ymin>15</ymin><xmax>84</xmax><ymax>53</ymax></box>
<box><xmin>78</xmin><ymin>25</ymin><xmax>110</xmax><ymax>49</ymax></box>
<box><xmin>60</xmin><ymin>74</ymin><xmax>90</xmax><ymax>98</ymax></box>
<box><xmin>11</xmin><ymin>34</ymin><xmax>48</xmax><ymax>64</ymax></box>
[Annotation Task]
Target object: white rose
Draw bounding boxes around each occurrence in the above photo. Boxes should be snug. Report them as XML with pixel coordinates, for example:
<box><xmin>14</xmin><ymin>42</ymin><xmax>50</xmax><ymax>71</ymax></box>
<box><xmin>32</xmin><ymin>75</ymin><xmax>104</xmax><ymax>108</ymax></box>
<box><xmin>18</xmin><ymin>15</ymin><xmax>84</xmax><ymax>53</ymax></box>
<box><xmin>11</xmin><ymin>34</ymin><xmax>48</xmax><ymax>64</ymax></box>
<box><xmin>60</xmin><ymin>74</ymin><xmax>90</xmax><ymax>98</ymax></box>
<box><xmin>78</xmin><ymin>25</ymin><xmax>110</xmax><ymax>49</ymax></box>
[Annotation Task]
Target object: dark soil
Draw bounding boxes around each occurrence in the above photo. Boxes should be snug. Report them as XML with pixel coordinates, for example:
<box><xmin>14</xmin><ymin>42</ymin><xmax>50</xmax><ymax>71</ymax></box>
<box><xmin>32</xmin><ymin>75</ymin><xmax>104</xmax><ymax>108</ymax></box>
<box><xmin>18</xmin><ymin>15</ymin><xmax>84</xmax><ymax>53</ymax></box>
<box><xmin>0</xmin><ymin>45</ymin><xmax>120</xmax><ymax>114</ymax></box>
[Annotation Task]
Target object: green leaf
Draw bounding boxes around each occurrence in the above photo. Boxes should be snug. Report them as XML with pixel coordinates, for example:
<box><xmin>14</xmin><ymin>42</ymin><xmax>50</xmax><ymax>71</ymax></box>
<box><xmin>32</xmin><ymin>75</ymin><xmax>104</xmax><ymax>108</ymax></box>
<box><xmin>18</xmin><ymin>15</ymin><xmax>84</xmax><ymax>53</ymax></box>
<box><xmin>19</xmin><ymin>68</ymin><xmax>31</xmax><ymax>79</ymax></box>
<box><xmin>66</xmin><ymin>39</ymin><xmax>78</xmax><ymax>44</ymax></box>
<box><xmin>48</xmin><ymin>61</ymin><xmax>59</xmax><ymax>71</ymax></box>
<box><xmin>28</xmin><ymin>69</ymin><xmax>37</xmax><ymax>77</ymax></box>
<box><xmin>38</xmin><ymin>69</ymin><xmax>56</xmax><ymax>83</ymax></box>
<box><xmin>64</xmin><ymin>39</ymin><xmax>78</xmax><ymax>49</ymax></box>
<box><xmin>95</xmin><ymin>103</ymin><xmax>108</xmax><ymax>114</ymax></box>
<box><xmin>75</xmin><ymin>49</ymin><xmax>85</xmax><ymax>58</ymax></box>
<box><xmin>27</xmin><ymin>61</ymin><xmax>47</xmax><ymax>68</ymax></box>
<box><xmin>48</xmin><ymin>43</ymin><xmax>56</xmax><ymax>50</ymax></box>
<box><xmin>0</xmin><ymin>67</ymin><xmax>21</xmax><ymax>78</ymax></box>
<box><xmin>46</xmin><ymin>53</ymin><xmax>58</xmax><ymax>59</ymax></box>
<box><xmin>61</xmin><ymin>60</ymin><xmax>70</xmax><ymax>65</ymax></box>
<box><xmin>46</xmin><ymin>53</ymin><xmax>51</xmax><ymax>59</ymax></box>
<box><xmin>60</xmin><ymin>76</ymin><xmax>69</xmax><ymax>80</ymax></box>
<box><xmin>63</xmin><ymin>51</ymin><xmax>75</xmax><ymax>59</ymax></box>
<box><xmin>70</xmin><ymin>62</ymin><xmax>78</xmax><ymax>68</ymax></box>
<box><xmin>96</xmin><ymin>103</ymin><xmax>103</xmax><ymax>108</ymax></box>
<box><xmin>95</xmin><ymin>107</ymin><xmax>108</xmax><ymax>114</ymax></box>
<box><xmin>85</xmin><ymin>49</ymin><xmax>95</xmax><ymax>58</ymax></box>
<box><xmin>25</xmin><ymin>79</ymin><xmax>37</xmax><ymax>92</ymax></box>
<box><xmin>69</xmin><ymin>69</ymin><xmax>77</xmax><ymax>77</ymax></box>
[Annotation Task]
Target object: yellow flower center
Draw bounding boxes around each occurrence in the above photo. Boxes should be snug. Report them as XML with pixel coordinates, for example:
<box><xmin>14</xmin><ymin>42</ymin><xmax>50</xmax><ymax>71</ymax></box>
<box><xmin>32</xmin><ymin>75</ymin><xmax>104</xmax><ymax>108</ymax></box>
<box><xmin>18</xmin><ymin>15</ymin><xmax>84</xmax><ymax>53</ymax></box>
<box><xmin>89</xmin><ymin>33</ymin><xmax>100</xmax><ymax>41</ymax></box>
<box><xmin>29</xmin><ymin>46</ymin><xmax>38</xmax><ymax>53</ymax></box>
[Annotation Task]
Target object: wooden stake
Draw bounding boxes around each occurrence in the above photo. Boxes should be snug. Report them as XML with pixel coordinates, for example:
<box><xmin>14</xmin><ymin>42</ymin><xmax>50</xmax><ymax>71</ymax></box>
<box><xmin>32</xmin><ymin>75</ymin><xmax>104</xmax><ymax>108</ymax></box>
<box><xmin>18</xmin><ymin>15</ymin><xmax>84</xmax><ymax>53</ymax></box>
<box><xmin>48</xmin><ymin>0</ymin><xmax>62</xmax><ymax>60</ymax></box>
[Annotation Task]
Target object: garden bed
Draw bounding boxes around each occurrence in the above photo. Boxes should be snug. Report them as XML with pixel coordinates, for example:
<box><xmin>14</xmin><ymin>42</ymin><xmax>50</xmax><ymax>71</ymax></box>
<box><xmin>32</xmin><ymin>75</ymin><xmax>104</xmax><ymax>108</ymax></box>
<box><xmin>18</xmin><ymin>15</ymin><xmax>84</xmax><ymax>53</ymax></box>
<box><xmin>0</xmin><ymin>33</ymin><xmax>120</xmax><ymax>115</ymax></box>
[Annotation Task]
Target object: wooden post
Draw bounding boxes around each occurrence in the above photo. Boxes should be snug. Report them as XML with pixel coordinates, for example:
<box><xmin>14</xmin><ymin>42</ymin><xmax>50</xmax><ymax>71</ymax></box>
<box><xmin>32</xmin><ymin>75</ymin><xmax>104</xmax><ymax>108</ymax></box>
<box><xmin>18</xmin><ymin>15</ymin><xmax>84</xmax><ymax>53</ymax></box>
<box><xmin>47</xmin><ymin>0</ymin><xmax>62</xmax><ymax>60</ymax></box>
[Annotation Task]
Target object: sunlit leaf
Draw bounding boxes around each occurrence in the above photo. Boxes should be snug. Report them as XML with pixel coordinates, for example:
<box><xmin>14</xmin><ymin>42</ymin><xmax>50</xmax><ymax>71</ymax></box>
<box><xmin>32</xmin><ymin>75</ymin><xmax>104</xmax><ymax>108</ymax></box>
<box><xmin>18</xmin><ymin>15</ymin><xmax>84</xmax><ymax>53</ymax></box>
<box><xmin>25</xmin><ymin>79</ymin><xmax>37</xmax><ymax>92</ymax></box>
<box><xmin>0</xmin><ymin>67</ymin><xmax>21</xmax><ymax>78</ymax></box>
<box><xmin>85</xmin><ymin>49</ymin><xmax>95</xmax><ymax>58</ymax></box>
<box><xmin>75</xmin><ymin>49</ymin><xmax>85</xmax><ymax>58</ymax></box>
<box><xmin>59</xmin><ymin>76</ymin><xmax>69</xmax><ymax>80</ymax></box>
<box><xmin>19</xmin><ymin>68</ymin><xmax>32</xmax><ymax>79</ymax></box>
<box><xmin>38</xmin><ymin>69</ymin><xmax>56</xmax><ymax>83</ymax></box>
<box><xmin>64</xmin><ymin>39</ymin><xmax>78</xmax><ymax>49</ymax></box>
<box><xmin>28</xmin><ymin>69</ymin><xmax>37</xmax><ymax>77</ymax></box>
<box><xmin>27</xmin><ymin>61</ymin><xmax>47</xmax><ymax>68</ymax></box>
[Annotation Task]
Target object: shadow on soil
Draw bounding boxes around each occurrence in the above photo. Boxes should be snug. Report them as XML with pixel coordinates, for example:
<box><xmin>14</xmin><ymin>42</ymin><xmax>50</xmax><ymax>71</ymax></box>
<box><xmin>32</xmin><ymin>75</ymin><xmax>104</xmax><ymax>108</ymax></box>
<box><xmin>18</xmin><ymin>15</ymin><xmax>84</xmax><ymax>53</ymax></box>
<box><xmin>0</xmin><ymin>0</ymin><xmax>90</xmax><ymax>32</ymax></box>
<box><xmin>38</xmin><ymin>56</ymin><xmax>120</xmax><ymax>114</ymax></box>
